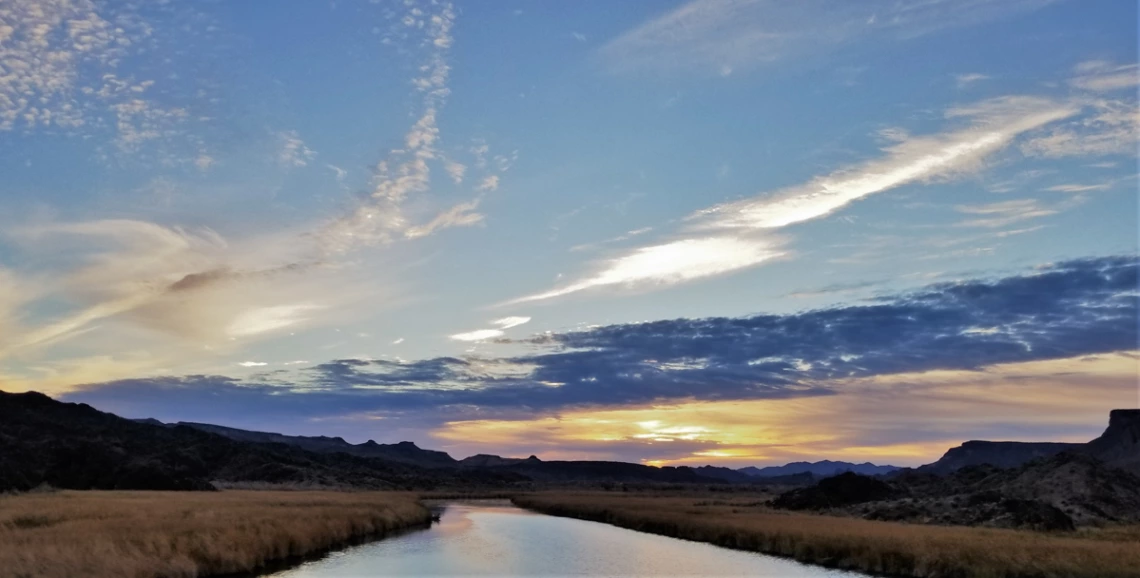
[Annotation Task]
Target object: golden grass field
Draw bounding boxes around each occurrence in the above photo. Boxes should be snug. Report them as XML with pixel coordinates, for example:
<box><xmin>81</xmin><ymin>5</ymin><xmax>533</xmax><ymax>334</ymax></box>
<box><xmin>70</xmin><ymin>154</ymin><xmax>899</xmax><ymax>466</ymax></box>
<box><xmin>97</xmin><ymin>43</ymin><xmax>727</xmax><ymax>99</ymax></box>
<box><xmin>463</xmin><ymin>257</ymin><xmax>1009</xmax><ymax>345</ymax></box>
<box><xmin>0</xmin><ymin>490</ymin><xmax>430</xmax><ymax>578</ymax></box>
<box><xmin>513</xmin><ymin>492</ymin><xmax>1140</xmax><ymax>578</ymax></box>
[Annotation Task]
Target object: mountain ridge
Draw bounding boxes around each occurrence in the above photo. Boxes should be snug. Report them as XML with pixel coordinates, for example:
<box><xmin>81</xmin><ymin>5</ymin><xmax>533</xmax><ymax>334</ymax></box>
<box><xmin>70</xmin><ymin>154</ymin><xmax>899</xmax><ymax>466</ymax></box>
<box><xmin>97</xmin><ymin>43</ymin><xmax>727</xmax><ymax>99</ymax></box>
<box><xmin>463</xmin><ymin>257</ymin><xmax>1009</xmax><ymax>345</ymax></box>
<box><xmin>739</xmin><ymin>460</ymin><xmax>900</xmax><ymax>478</ymax></box>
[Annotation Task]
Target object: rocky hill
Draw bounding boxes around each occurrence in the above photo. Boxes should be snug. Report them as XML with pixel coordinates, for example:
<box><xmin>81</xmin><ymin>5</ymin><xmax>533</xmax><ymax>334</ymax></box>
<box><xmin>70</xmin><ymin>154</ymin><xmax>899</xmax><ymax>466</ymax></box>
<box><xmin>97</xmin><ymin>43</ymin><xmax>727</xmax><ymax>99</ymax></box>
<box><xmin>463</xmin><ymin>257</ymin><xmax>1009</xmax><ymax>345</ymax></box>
<box><xmin>1083</xmin><ymin>409</ymin><xmax>1140</xmax><ymax>473</ymax></box>
<box><xmin>916</xmin><ymin>441</ymin><xmax>1081</xmax><ymax>475</ymax></box>
<box><xmin>773</xmin><ymin>410</ymin><xmax>1140</xmax><ymax>530</ymax></box>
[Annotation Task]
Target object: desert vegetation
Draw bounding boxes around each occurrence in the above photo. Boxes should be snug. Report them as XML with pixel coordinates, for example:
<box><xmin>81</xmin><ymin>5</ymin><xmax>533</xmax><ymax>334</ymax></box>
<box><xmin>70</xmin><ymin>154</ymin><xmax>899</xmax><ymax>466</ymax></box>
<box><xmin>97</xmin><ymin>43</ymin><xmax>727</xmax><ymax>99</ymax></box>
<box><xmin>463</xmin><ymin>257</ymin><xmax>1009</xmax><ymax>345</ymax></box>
<box><xmin>0</xmin><ymin>489</ymin><xmax>430</xmax><ymax>578</ymax></box>
<box><xmin>513</xmin><ymin>492</ymin><xmax>1140</xmax><ymax>578</ymax></box>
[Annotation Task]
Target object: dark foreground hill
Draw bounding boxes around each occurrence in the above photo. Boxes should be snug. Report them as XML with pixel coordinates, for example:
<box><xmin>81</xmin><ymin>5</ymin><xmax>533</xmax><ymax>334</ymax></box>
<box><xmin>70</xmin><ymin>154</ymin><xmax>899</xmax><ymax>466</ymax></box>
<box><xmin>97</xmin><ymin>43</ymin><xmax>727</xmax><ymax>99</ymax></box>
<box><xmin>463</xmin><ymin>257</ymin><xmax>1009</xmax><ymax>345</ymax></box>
<box><xmin>0</xmin><ymin>391</ymin><xmax>523</xmax><ymax>491</ymax></box>
<box><xmin>773</xmin><ymin>410</ymin><xmax>1140</xmax><ymax>530</ymax></box>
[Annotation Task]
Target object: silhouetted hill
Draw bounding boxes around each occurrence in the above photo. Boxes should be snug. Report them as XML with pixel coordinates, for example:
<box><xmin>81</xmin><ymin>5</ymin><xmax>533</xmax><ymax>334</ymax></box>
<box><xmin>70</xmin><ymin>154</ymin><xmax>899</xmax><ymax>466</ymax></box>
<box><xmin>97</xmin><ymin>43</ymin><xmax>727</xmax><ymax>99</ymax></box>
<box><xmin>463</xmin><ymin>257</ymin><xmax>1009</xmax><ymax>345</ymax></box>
<box><xmin>1</xmin><ymin>391</ymin><xmax>736</xmax><ymax>490</ymax></box>
<box><xmin>692</xmin><ymin>465</ymin><xmax>755</xmax><ymax>483</ymax></box>
<box><xmin>771</xmin><ymin>472</ymin><xmax>899</xmax><ymax>509</ymax></box>
<box><xmin>916</xmin><ymin>441</ymin><xmax>1080</xmax><ymax>475</ymax></box>
<box><xmin>740</xmin><ymin>460</ymin><xmax>900</xmax><ymax>478</ymax></box>
<box><xmin>174</xmin><ymin>421</ymin><xmax>458</xmax><ymax>468</ymax></box>
<box><xmin>1083</xmin><ymin>409</ymin><xmax>1140</xmax><ymax>474</ymax></box>
<box><xmin>0</xmin><ymin>391</ymin><xmax>520</xmax><ymax>491</ymax></box>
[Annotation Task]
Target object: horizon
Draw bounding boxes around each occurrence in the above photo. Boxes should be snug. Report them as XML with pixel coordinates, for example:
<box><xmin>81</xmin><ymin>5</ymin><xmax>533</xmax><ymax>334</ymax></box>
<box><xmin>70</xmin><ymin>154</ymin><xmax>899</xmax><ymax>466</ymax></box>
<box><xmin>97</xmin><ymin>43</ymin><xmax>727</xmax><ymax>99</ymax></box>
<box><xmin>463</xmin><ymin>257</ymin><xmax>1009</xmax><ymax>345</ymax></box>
<box><xmin>1</xmin><ymin>0</ymin><xmax>1137</xmax><ymax>469</ymax></box>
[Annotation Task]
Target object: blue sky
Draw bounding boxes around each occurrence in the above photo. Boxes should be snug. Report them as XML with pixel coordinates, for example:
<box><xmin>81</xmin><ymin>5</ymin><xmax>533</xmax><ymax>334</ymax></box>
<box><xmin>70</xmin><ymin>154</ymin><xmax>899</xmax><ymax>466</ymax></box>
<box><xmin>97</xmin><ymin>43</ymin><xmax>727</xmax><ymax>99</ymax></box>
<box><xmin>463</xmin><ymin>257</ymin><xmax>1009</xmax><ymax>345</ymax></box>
<box><xmin>1</xmin><ymin>0</ymin><xmax>1137</xmax><ymax>465</ymax></box>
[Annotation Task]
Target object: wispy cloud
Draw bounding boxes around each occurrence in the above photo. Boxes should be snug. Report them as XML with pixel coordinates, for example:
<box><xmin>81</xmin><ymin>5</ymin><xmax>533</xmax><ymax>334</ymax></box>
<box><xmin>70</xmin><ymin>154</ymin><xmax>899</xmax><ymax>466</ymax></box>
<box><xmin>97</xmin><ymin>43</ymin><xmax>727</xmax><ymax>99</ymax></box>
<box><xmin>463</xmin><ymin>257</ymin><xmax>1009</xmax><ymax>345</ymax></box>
<box><xmin>316</xmin><ymin>2</ymin><xmax>505</xmax><ymax>252</ymax></box>
<box><xmin>1069</xmin><ymin>60</ymin><xmax>1139</xmax><ymax>92</ymax></box>
<box><xmin>512</xmin><ymin>236</ymin><xmax>786</xmax><ymax>303</ymax></box>
<box><xmin>449</xmin><ymin>329</ymin><xmax>506</xmax><ymax>342</ymax></box>
<box><xmin>1043</xmin><ymin>182</ymin><xmax>1113</xmax><ymax>193</ymax></box>
<box><xmin>450</xmin><ymin>316</ymin><xmax>532</xmax><ymax>341</ymax></box>
<box><xmin>692</xmin><ymin>97</ymin><xmax>1076</xmax><ymax>231</ymax></box>
<box><xmin>953</xmin><ymin>199</ymin><xmax>1059</xmax><ymax>228</ymax></box>
<box><xmin>600</xmin><ymin>0</ymin><xmax>1054</xmax><ymax>75</ymax></box>
<box><xmin>278</xmin><ymin>130</ymin><xmax>316</xmax><ymax>167</ymax></box>
<box><xmin>1021</xmin><ymin>98</ymin><xmax>1138</xmax><ymax>159</ymax></box>
<box><xmin>955</xmin><ymin>73</ymin><xmax>990</xmax><ymax>88</ymax></box>
<box><xmin>515</xmin><ymin>96</ymin><xmax>1077</xmax><ymax>303</ymax></box>
<box><xmin>492</xmin><ymin>316</ymin><xmax>531</xmax><ymax>329</ymax></box>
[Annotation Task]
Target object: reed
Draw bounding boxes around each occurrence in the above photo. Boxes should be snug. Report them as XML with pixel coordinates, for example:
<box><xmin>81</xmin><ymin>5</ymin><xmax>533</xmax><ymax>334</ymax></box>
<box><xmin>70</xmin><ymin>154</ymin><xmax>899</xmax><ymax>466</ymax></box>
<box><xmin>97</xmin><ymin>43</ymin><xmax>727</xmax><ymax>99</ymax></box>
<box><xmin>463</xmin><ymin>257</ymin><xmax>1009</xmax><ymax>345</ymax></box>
<box><xmin>0</xmin><ymin>490</ymin><xmax>430</xmax><ymax>578</ymax></box>
<box><xmin>513</xmin><ymin>492</ymin><xmax>1140</xmax><ymax>578</ymax></box>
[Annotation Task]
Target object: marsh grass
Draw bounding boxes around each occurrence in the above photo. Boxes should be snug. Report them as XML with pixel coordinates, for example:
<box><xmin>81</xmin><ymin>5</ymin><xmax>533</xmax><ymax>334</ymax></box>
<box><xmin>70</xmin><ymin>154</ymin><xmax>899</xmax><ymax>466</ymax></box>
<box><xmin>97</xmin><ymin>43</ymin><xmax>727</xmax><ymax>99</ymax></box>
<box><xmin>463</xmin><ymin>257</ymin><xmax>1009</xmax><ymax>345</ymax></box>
<box><xmin>513</xmin><ymin>492</ymin><xmax>1140</xmax><ymax>578</ymax></box>
<box><xmin>0</xmin><ymin>490</ymin><xmax>430</xmax><ymax>578</ymax></box>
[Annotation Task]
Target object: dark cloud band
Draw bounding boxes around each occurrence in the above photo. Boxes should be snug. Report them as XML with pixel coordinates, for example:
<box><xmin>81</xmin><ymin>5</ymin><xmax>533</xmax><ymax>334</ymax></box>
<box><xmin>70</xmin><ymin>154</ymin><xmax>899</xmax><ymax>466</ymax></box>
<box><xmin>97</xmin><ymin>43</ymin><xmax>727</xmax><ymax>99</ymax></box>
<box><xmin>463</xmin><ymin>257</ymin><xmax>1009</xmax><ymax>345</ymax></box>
<box><xmin>65</xmin><ymin>255</ymin><xmax>1138</xmax><ymax>426</ymax></box>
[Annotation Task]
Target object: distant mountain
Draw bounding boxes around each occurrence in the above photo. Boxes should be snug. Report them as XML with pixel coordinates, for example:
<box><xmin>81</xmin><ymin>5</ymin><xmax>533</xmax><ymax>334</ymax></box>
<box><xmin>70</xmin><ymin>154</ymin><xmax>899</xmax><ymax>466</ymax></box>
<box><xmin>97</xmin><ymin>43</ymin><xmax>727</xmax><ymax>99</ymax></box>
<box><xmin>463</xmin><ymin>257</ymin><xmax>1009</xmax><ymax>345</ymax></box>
<box><xmin>692</xmin><ymin>465</ymin><xmax>754</xmax><ymax>483</ymax></box>
<box><xmin>174</xmin><ymin>421</ymin><xmax>458</xmax><ymax>468</ymax></box>
<box><xmin>916</xmin><ymin>441</ymin><xmax>1081</xmax><ymax>475</ymax></box>
<box><xmin>458</xmin><ymin>454</ymin><xmax>542</xmax><ymax>468</ymax></box>
<box><xmin>490</xmin><ymin>460</ymin><xmax>717</xmax><ymax>483</ymax></box>
<box><xmin>739</xmin><ymin>460</ymin><xmax>900</xmax><ymax>478</ymax></box>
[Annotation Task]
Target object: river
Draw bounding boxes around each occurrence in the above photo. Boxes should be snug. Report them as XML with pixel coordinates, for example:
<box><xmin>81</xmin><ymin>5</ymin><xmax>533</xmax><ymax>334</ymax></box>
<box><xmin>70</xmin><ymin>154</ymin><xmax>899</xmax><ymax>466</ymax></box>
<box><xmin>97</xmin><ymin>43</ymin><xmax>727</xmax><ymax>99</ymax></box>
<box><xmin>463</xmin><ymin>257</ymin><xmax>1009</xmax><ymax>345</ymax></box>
<box><xmin>267</xmin><ymin>501</ymin><xmax>864</xmax><ymax>577</ymax></box>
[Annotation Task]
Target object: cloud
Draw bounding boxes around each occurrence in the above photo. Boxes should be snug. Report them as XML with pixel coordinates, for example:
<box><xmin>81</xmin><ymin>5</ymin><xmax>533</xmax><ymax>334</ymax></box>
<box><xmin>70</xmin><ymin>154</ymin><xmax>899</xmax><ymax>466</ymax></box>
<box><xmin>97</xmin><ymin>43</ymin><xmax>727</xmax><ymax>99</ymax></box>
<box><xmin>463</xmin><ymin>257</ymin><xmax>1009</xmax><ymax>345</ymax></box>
<box><xmin>692</xmin><ymin>96</ymin><xmax>1077</xmax><ymax>231</ymax></box>
<box><xmin>1069</xmin><ymin>60</ymin><xmax>1139</xmax><ymax>92</ymax></box>
<box><xmin>449</xmin><ymin>329</ymin><xmax>505</xmax><ymax>342</ymax></box>
<box><xmin>516</xmin><ymin>96</ymin><xmax>1077</xmax><ymax>303</ymax></box>
<box><xmin>238</xmin><ymin>361</ymin><xmax>267</xmax><ymax>367</ymax></box>
<box><xmin>326</xmin><ymin>164</ymin><xmax>348</xmax><ymax>182</ymax></box>
<box><xmin>444</xmin><ymin>159</ymin><xmax>466</xmax><ymax>183</ymax></box>
<box><xmin>0</xmin><ymin>2</ymin><xmax>207</xmax><ymax>161</ymax></box>
<box><xmin>1043</xmin><ymin>182</ymin><xmax>1113</xmax><ymax>193</ymax></box>
<box><xmin>492</xmin><ymin>316</ymin><xmax>531</xmax><ymax>329</ymax></box>
<box><xmin>953</xmin><ymin>198</ymin><xmax>1059</xmax><ymax>228</ymax></box>
<box><xmin>955</xmin><ymin>73</ymin><xmax>990</xmax><ymax>88</ymax></box>
<box><xmin>512</xmin><ymin>236</ymin><xmax>785</xmax><ymax>303</ymax></box>
<box><xmin>475</xmin><ymin>175</ymin><xmax>500</xmax><ymax>192</ymax></box>
<box><xmin>315</xmin><ymin>2</ymin><xmax>501</xmax><ymax>252</ymax></box>
<box><xmin>450</xmin><ymin>316</ymin><xmax>532</xmax><ymax>342</ymax></box>
<box><xmin>195</xmin><ymin>154</ymin><xmax>216</xmax><ymax>171</ymax></box>
<box><xmin>226</xmin><ymin>304</ymin><xmax>323</xmax><ymax>338</ymax></box>
<box><xmin>1021</xmin><ymin>98</ymin><xmax>1138</xmax><ymax>159</ymax></box>
<box><xmin>278</xmin><ymin>130</ymin><xmax>316</xmax><ymax>167</ymax></box>
<box><xmin>68</xmin><ymin>256</ymin><xmax>1139</xmax><ymax>425</ymax></box>
<box><xmin>403</xmin><ymin>199</ymin><xmax>484</xmax><ymax>239</ymax></box>
<box><xmin>599</xmin><ymin>0</ymin><xmax>1054</xmax><ymax>75</ymax></box>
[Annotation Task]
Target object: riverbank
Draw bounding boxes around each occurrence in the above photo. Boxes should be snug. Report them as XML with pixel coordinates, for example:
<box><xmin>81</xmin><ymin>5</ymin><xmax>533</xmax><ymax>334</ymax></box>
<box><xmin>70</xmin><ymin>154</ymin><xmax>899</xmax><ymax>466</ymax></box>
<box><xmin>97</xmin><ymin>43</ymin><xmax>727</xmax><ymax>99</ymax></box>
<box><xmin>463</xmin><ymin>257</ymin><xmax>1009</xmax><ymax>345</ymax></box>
<box><xmin>513</xmin><ymin>492</ymin><xmax>1140</xmax><ymax>578</ymax></box>
<box><xmin>0</xmin><ymin>490</ymin><xmax>431</xmax><ymax>578</ymax></box>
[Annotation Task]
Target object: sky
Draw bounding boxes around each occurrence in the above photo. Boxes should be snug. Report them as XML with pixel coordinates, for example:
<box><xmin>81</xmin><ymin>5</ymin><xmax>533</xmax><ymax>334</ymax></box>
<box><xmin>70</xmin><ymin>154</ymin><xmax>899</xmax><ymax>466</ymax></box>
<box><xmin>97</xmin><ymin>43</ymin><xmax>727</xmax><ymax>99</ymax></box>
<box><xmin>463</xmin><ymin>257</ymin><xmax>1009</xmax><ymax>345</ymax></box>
<box><xmin>0</xmin><ymin>0</ymin><xmax>1137</xmax><ymax>467</ymax></box>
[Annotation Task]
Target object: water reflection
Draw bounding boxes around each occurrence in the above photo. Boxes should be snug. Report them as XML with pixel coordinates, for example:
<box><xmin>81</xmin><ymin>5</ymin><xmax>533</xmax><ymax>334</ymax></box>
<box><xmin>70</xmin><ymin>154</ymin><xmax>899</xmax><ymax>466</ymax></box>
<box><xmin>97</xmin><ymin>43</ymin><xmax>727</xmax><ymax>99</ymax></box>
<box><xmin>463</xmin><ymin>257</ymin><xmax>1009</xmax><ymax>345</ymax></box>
<box><xmin>269</xmin><ymin>501</ymin><xmax>862</xmax><ymax>577</ymax></box>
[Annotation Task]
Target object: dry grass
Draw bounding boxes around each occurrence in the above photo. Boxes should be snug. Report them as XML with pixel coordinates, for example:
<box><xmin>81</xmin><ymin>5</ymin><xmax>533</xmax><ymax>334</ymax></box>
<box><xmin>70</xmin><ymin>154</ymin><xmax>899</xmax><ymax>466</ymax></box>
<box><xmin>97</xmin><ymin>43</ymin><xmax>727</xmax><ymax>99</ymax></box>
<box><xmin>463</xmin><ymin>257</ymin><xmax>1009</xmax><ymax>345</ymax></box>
<box><xmin>0</xmin><ymin>490</ymin><xmax>430</xmax><ymax>578</ymax></box>
<box><xmin>513</xmin><ymin>492</ymin><xmax>1140</xmax><ymax>578</ymax></box>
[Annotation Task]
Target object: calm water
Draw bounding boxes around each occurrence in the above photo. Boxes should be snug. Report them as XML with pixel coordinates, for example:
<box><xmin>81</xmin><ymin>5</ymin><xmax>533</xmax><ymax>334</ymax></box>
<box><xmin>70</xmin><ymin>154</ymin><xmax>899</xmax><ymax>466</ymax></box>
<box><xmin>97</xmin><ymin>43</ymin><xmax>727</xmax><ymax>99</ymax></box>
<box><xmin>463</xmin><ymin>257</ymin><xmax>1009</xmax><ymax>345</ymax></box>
<box><xmin>268</xmin><ymin>501</ymin><xmax>863</xmax><ymax>577</ymax></box>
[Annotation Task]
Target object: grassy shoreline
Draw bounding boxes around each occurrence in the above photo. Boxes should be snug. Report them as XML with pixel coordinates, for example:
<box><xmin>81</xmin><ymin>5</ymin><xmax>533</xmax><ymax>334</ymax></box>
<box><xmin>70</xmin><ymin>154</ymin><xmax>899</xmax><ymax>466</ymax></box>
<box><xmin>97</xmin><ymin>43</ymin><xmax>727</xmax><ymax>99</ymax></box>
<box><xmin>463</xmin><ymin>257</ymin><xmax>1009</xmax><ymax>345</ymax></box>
<box><xmin>512</xmin><ymin>492</ymin><xmax>1140</xmax><ymax>578</ymax></box>
<box><xmin>0</xmin><ymin>490</ymin><xmax>432</xmax><ymax>578</ymax></box>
